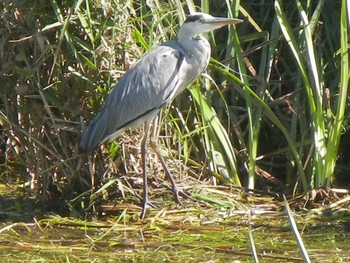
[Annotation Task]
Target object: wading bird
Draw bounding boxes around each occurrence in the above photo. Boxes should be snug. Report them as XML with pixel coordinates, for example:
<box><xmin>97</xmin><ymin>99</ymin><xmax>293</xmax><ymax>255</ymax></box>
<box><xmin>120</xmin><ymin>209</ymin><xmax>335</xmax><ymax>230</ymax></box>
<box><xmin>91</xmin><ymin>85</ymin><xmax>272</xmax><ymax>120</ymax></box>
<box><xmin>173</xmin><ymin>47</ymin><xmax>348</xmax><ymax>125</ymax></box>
<box><xmin>80</xmin><ymin>13</ymin><xmax>242</xmax><ymax>219</ymax></box>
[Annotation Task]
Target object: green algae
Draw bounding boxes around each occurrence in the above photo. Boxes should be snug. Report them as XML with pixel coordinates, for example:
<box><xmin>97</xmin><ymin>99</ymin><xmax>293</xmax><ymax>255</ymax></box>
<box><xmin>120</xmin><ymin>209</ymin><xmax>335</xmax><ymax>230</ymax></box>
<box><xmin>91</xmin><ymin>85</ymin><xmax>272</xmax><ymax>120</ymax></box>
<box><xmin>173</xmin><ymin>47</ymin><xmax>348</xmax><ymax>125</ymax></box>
<box><xmin>0</xmin><ymin>207</ymin><xmax>349</xmax><ymax>262</ymax></box>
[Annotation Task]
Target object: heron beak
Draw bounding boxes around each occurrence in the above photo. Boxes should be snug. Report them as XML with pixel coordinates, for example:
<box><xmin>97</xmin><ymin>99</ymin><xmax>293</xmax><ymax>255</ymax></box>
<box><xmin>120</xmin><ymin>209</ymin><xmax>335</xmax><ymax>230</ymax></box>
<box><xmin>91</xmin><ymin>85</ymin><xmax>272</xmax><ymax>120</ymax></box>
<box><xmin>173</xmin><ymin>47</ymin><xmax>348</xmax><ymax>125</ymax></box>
<box><xmin>208</xmin><ymin>17</ymin><xmax>243</xmax><ymax>26</ymax></box>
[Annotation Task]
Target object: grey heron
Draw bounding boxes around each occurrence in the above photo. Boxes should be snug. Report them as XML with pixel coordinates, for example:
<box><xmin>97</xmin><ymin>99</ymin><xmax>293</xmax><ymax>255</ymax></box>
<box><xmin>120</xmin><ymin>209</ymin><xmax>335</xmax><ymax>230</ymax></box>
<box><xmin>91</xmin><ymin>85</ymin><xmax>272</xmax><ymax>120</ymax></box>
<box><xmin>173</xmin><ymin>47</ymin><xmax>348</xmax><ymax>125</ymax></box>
<box><xmin>80</xmin><ymin>12</ymin><xmax>243</xmax><ymax>219</ymax></box>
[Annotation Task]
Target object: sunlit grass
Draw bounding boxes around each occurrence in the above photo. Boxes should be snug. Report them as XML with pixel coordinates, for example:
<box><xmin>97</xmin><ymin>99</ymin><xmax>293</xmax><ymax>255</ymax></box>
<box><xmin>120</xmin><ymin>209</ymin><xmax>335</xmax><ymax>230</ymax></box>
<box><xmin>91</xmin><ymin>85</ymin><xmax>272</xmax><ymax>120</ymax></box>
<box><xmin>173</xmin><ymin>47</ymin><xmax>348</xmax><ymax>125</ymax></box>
<box><xmin>0</xmin><ymin>0</ymin><xmax>348</xmax><ymax>218</ymax></box>
<box><xmin>275</xmin><ymin>0</ymin><xmax>349</xmax><ymax>189</ymax></box>
<box><xmin>0</xmin><ymin>199</ymin><xmax>350</xmax><ymax>262</ymax></box>
<box><xmin>0</xmin><ymin>2</ymin><xmax>349</xmax><ymax>262</ymax></box>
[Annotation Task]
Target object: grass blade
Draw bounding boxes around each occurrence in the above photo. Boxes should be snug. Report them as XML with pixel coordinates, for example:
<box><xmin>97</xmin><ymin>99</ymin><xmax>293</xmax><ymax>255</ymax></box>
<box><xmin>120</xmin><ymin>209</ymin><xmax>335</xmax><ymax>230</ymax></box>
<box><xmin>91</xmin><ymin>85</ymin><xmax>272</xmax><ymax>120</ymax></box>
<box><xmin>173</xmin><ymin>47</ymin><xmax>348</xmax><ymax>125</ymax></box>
<box><xmin>248</xmin><ymin>226</ymin><xmax>259</xmax><ymax>263</ymax></box>
<box><xmin>189</xmin><ymin>85</ymin><xmax>240</xmax><ymax>185</ymax></box>
<box><xmin>323</xmin><ymin>0</ymin><xmax>350</xmax><ymax>184</ymax></box>
<box><xmin>284</xmin><ymin>195</ymin><xmax>311</xmax><ymax>263</ymax></box>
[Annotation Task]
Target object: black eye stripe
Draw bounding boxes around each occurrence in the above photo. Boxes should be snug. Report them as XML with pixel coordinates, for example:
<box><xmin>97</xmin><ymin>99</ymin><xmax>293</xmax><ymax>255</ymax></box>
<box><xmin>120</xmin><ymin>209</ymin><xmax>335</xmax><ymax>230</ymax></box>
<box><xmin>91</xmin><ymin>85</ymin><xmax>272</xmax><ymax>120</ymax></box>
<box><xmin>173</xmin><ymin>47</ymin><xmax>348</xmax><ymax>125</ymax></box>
<box><xmin>184</xmin><ymin>15</ymin><xmax>203</xmax><ymax>23</ymax></box>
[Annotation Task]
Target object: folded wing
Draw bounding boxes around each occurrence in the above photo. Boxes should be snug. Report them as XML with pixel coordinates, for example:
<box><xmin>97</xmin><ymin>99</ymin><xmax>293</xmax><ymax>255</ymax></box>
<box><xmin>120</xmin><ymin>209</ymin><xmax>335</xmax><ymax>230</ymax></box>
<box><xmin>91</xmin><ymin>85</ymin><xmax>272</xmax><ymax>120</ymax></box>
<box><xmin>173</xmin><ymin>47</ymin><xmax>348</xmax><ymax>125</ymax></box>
<box><xmin>79</xmin><ymin>42</ymin><xmax>188</xmax><ymax>151</ymax></box>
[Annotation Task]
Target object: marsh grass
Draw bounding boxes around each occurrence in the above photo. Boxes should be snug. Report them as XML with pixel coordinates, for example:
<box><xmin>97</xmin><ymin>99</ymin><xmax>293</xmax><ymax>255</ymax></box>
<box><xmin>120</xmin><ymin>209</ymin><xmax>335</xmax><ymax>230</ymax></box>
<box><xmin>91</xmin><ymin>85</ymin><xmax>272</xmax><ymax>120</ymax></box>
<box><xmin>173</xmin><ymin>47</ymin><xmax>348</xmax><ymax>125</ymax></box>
<box><xmin>0</xmin><ymin>0</ymin><xmax>349</xmax><ymax>217</ymax></box>
<box><xmin>0</xmin><ymin>186</ymin><xmax>350</xmax><ymax>262</ymax></box>
<box><xmin>275</xmin><ymin>0</ymin><xmax>349</xmax><ymax>189</ymax></box>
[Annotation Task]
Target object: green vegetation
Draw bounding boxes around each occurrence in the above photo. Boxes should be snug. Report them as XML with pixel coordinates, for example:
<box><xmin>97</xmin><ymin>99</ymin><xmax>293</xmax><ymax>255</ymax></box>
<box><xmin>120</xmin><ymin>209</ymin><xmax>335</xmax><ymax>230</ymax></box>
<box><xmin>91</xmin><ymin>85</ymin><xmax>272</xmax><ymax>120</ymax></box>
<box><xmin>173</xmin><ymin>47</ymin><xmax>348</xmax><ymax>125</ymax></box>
<box><xmin>0</xmin><ymin>187</ymin><xmax>350</xmax><ymax>262</ymax></box>
<box><xmin>2</xmin><ymin>0</ymin><xmax>347</xmax><ymax>193</ymax></box>
<box><xmin>0</xmin><ymin>2</ymin><xmax>349</xmax><ymax>258</ymax></box>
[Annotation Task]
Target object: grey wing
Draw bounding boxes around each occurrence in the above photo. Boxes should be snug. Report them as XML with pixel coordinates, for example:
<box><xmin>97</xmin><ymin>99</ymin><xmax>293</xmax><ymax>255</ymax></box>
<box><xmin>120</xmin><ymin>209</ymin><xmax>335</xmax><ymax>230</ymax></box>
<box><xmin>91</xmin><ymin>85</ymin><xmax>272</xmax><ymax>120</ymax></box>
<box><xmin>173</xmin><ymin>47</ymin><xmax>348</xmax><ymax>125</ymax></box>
<box><xmin>79</xmin><ymin>43</ymin><xmax>187</xmax><ymax>151</ymax></box>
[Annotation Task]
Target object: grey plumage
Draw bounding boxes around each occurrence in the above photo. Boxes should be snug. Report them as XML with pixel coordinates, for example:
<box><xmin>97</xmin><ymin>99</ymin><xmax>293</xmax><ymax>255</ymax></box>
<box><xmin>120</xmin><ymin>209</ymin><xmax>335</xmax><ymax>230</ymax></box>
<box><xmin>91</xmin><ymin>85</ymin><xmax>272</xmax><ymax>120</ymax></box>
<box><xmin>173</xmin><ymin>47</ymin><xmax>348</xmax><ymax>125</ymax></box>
<box><xmin>80</xmin><ymin>42</ymin><xmax>190</xmax><ymax>151</ymax></box>
<box><xmin>79</xmin><ymin>13</ymin><xmax>242</xmax><ymax>218</ymax></box>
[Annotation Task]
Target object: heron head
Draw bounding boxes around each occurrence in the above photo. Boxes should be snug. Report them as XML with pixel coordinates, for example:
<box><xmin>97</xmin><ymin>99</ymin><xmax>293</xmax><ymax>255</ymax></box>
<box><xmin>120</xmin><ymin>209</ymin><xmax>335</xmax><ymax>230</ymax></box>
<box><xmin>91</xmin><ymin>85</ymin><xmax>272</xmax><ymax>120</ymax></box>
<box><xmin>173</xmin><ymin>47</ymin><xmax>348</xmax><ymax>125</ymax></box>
<box><xmin>179</xmin><ymin>12</ymin><xmax>243</xmax><ymax>37</ymax></box>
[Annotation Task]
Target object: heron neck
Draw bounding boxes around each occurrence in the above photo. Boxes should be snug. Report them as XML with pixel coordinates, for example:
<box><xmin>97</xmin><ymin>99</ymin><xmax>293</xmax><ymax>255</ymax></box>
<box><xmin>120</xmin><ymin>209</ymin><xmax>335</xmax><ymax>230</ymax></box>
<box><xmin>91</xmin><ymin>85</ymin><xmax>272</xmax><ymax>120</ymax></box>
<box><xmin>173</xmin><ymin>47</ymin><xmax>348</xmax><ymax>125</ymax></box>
<box><xmin>176</xmin><ymin>33</ymin><xmax>211</xmax><ymax>86</ymax></box>
<box><xmin>178</xmin><ymin>33</ymin><xmax>210</xmax><ymax>57</ymax></box>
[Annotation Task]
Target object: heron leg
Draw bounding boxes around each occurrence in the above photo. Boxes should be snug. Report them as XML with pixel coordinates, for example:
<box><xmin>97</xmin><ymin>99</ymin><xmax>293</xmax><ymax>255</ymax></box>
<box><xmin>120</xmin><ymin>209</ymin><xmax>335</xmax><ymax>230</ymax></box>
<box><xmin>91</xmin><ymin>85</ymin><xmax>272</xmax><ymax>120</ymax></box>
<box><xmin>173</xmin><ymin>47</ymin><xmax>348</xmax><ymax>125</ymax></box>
<box><xmin>140</xmin><ymin>121</ymin><xmax>151</xmax><ymax>220</ymax></box>
<box><xmin>150</xmin><ymin>116</ymin><xmax>182</xmax><ymax>204</ymax></box>
<box><xmin>151</xmin><ymin>139</ymin><xmax>181</xmax><ymax>204</ymax></box>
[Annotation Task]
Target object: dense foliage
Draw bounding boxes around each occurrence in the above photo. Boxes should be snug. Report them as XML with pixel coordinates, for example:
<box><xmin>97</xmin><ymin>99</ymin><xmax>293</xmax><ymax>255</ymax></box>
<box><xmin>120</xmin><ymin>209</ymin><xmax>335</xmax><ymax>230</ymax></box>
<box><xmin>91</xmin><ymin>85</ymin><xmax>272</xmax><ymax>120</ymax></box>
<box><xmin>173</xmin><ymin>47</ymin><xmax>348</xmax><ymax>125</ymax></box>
<box><xmin>0</xmin><ymin>0</ymin><xmax>348</xmax><ymax>214</ymax></box>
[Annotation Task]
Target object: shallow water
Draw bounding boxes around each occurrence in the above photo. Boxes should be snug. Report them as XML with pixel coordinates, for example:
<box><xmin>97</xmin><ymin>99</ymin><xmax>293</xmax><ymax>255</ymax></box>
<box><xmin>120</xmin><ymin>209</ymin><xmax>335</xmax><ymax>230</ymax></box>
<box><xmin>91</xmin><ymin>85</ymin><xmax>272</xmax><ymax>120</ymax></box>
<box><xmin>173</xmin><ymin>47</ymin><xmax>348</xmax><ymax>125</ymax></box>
<box><xmin>0</xmin><ymin>208</ymin><xmax>349</xmax><ymax>262</ymax></box>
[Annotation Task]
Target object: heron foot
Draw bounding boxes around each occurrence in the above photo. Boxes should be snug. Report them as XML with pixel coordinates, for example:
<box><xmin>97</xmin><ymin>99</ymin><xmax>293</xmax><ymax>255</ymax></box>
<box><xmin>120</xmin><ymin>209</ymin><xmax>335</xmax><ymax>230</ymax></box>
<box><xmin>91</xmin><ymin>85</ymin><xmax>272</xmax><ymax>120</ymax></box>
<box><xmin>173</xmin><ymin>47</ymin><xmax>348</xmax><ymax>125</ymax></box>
<box><xmin>172</xmin><ymin>187</ymin><xmax>181</xmax><ymax>204</ymax></box>
<box><xmin>171</xmin><ymin>186</ymin><xmax>193</xmax><ymax>204</ymax></box>
<box><xmin>140</xmin><ymin>199</ymin><xmax>150</xmax><ymax>220</ymax></box>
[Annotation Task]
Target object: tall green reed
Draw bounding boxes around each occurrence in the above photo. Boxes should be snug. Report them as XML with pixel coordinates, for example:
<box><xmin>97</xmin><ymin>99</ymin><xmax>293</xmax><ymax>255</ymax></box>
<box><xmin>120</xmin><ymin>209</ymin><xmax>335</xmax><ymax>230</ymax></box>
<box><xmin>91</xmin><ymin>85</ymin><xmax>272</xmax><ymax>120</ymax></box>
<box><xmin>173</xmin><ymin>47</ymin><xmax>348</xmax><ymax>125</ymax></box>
<box><xmin>275</xmin><ymin>0</ymin><xmax>349</xmax><ymax>188</ymax></box>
